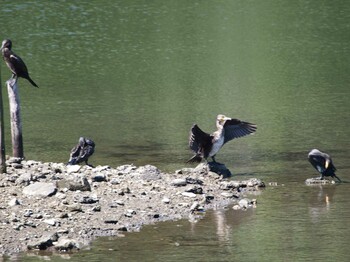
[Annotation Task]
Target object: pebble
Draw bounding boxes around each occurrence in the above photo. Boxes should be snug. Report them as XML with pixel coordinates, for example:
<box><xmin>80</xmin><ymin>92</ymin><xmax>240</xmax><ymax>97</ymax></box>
<box><xmin>171</xmin><ymin>179</ymin><xmax>187</xmax><ymax>187</ymax></box>
<box><xmin>44</xmin><ymin>219</ymin><xmax>58</xmax><ymax>226</ymax></box>
<box><xmin>67</xmin><ymin>165</ymin><xmax>81</xmax><ymax>174</ymax></box>
<box><xmin>181</xmin><ymin>192</ymin><xmax>197</xmax><ymax>198</ymax></box>
<box><xmin>8</xmin><ymin>198</ymin><xmax>20</xmax><ymax>207</ymax></box>
<box><xmin>162</xmin><ymin>197</ymin><xmax>170</xmax><ymax>204</ymax></box>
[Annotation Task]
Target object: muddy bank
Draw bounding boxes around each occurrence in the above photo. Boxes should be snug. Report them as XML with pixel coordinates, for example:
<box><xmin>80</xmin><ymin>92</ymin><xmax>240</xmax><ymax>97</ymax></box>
<box><xmin>0</xmin><ymin>159</ymin><xmax>265</xmax><ymax>257</ymax></box>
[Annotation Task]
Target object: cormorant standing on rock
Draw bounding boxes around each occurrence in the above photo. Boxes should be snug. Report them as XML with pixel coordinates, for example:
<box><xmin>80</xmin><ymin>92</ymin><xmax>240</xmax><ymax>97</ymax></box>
<box><xmin>308</xmin><ymin>149</ymin><xmax>341</xmax><ymax>182</ymax></box>
<box><xmin>0</xmin><ymin>39</ymin><xmax>38</xmax><ymax>87</ymax></box>
<box><xmin>68</xmin><ymin>137</ymin><xmax>95</xmax><ymax>167</ymax></box>
<box><xmin>187</xmin><ymin>114</ymin><xmax>257</xmax><ymax>163</ymax></box>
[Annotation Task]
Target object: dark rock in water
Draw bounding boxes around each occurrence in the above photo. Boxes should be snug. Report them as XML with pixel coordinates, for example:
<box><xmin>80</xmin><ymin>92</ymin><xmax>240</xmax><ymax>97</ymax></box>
<box><xmin>208</xmin><ymin>162</ymin><xmax>232</xmax><ymax>178</ymax></box>
<box><xmin>23</xmin><ymin>182</ymin><xmax>57</xmax><ymax>197</ymax></box>
<box><xmin>27</xmin><ymin>232</ymin><xmax>59</xmax><ymax>250</ymax></box>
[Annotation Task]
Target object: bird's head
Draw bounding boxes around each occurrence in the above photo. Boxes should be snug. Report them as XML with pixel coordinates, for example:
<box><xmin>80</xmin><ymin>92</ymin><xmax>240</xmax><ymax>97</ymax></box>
<box><xmin>78</xmin><ymin>137</ymin><xmax>86</xmax><ymax>146</ymax></box>
<box><xmin>216</xmin><ymin>114</ymin><xmax>230</xmax><ymax>126</ymax></box>
<box><xmin>1</xmin><ymin>39</ymin><xmax>12</xmax><ymax>50</ymax></box>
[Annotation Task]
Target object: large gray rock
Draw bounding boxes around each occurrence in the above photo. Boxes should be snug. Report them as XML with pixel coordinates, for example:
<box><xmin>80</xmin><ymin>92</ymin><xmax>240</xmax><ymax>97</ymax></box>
<box><xmin>134</xmin><ymin>165</ymin><xmax>162</xmax><ymax>181</ymax></box>
<box><xmin>27</xmin><ymin>232</ymin><xmax>59</xmax><ymax>250</ymax></box>
<box><xmin>23</xmin><ymin>182</ymin><xmax>57</xmax><ymax>197</ymax></box>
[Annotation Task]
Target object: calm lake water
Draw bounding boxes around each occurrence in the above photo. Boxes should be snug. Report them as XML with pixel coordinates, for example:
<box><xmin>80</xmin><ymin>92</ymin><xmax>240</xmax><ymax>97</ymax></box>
<box><xmin>1</xmin><ymin>0</ymin><xmax>350</xmax><ymax>261</ymax></box>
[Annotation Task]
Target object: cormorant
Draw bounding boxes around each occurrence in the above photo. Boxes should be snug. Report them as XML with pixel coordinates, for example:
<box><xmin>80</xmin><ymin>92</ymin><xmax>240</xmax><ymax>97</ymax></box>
<box><xmin>0</xmin><ymin>39</ymin><xmax>38</xmax><ymax>87</ymax></box>
<box><xmin>187</xmin><ymin>114</ymin><xmax>257</xmax><ymax>163</ymax></box>
<box><xmin>308</xmin><ymin>149</ymin><xmax>341</xmax><ymax>182</ymax></box>
<box><xmin>67</xmin><ymin>137</ymin><xmax>95</xmax><ymax>167</ymax></box>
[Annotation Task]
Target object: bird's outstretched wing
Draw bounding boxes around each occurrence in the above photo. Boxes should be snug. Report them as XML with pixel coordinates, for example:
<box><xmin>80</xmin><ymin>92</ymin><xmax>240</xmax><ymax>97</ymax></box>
<box><xmin>223</xmin><ymin>118</ymin><xmax>257</xmax><ymax>144</ymax></box>
<box><xmin>189</xmin><ymin>124</ymin><xmax>212</xmax><ymax>154</ymax></box>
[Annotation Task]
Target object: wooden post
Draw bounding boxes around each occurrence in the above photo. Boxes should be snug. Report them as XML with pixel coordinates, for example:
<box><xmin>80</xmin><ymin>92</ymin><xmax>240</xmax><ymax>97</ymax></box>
<box><xmin>7</xmin><ymin>80</ymin><xmax>24</xmax><ymax>159</ymax></box>
<box><xmin>0</xmin><ymin>69</ymin><xmax>6</xmax><ymax>173</ymax></box>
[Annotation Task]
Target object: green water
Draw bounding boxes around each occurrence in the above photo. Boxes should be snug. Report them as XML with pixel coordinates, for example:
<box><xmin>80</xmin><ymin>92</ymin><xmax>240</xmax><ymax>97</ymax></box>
<box><xmin>1</xmin><ymin>0</ymin><xmax>350</xmax><ymax>261</ymax></box>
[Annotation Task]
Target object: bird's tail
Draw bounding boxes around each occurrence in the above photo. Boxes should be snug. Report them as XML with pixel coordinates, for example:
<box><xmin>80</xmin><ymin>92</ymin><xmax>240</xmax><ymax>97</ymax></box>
<box><xmin>186</xmin><ymin>154</ymin><xmax>202</xmax><ymax>163</ymax></box>
<box><xmin>27</xmin><ymin>77</ymin><xmax>39</xmax><ymax>88</ymax></box>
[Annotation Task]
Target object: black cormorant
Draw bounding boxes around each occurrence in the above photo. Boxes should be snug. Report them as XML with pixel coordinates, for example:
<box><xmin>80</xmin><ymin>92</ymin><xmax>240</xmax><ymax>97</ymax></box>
<box><xmin>0</xmin><ymin>39</ymin><xmax>38</xmax><ymax>87</ymax></box>
<box><xmin>308</xmin><ymin>149</ymin><xmax>341</xmax><ymax>182</ymax></box>
<box><xmin>67</xmin><ymin>137</ymin><xmax>95</xmax><ymax>167</ymax></box>
<box><xmin>187</xmin><ymin>114</ymin><xmax>257</xmax><ymax>163</ymax></box>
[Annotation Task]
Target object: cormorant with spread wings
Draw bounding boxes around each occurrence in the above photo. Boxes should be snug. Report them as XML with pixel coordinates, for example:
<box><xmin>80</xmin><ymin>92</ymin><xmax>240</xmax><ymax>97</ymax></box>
<box><xmin>187</xmin><ymin>114</ymin><xmax>257</xmax><ymax>163</ymax></box>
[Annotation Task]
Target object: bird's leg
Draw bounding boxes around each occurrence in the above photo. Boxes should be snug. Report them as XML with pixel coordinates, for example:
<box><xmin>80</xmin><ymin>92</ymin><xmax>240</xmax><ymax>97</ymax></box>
<box><xmin>211</xmin><ymin>155</ymin><xmax>217</xmax><ymax>163</ymax></box>
<box><xmin>9</xmin><ymin>74</ymin><xmax>17</xmax><ymax>87</ymax></box>
<box><xmin>334</xmin><ymin>174</ymin><xmax>342</xmax><ymax>183</ymax></box>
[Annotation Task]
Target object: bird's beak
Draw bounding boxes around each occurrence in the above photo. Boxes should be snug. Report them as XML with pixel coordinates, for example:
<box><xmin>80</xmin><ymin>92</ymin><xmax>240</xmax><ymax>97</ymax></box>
<box><xmin>325</xmin><ymin>159</ymin><xmax>330</xmax><ymax>169</ymax></box>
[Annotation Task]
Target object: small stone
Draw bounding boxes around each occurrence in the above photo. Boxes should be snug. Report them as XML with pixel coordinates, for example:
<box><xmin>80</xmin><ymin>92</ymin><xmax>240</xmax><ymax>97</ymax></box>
<box><xmin>162</xmin><ymin>197</ymin><xmax>170</xmax><ymax>204</ymax></box>
<box><xmin>8</xmin><ymin>198</ymin><xmax>20</xmax><ymax>207</ymax></box>
<box><xmin>67</xmin><ymin>165</ymin><xmax>81</xmax><ymax>174</ymax></box>
<box><xmin>185</xmin><ymin>186</ymin><xmax>203</xmax><ymax>194</ymax></box>
<box><xmin>92</xmin><ymin>205</ymin><xmax>101</xmax><ymax>212</ymax></box>
<box><xmin>220</xmin><ymin>192</ymin><xmax>239</xmax><ymax>198</ymax></box>
<box><xmin>110</xmin><ymin>178</ymin><xmax>120</xmax><ymax>185</ymax></box>
<box><xmin>66</xmin><ymin>204</ymin><xmax>83</xmax><ymax>212</ymax></box>
<box><xmin>238</xmin><ymin>199</ymin><xmax>249</xmax><ymax>209</ymax></box>
<box><xmin>44</xmin><ymin>219</ymin><xmax>57</xmax><ymax>226</ymax></box>
<box><xmin>232</xmin><ymin>205</ymin><xmax>241</xmax><ymax>210</ymax></box>
<box><xmin>11</xmin><ymin>163</ymin><xmax>23</xmax><ymax>169</ymax></box>
<box><xmin>92</xmin><ymin>173</ymin><xmax>107</xmax><ymax>182</ymax></box>
<box><xmin>16</xmin><ymin>173</ymin><xmax>33</xmax><ymax>186</ymax></box>
<box><xmin>54</xmin><ymin>238</ymin><xmax>80</xmax><ymax>251</ymax></box>
<box><xmin>181</xmin><ymin>192</ymin><xmax>197</xmax><ymax>198</ymax></box>
<box><xmin>78</xmin><ymin>195</ymin><xmax>98</xmax><ymax>204</ymax></box>
<box><xmin>23</xmin><ymin>209</ymin><xmax>33</xmax><ymax>217</ymax></box>
<box><xmin>104</xmin><ymin>219</ymin><xmax>118</xmax><ymax>224</ymax></box>
<box><xmin>171</xmin><ymin>179</ymin><xmax>187</xmax><ymax>187</ymax></box>
<box><xmin>94</xmin><ymin>165</ymin><xmax>110</xmax><ymax>172</ymax></box>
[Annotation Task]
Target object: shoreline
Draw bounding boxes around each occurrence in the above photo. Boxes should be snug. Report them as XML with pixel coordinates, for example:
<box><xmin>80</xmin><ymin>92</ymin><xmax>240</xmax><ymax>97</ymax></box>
<box><xmin>0</xmin><ymin>158</ymin><xmax>265</xmax><ymax>257</ymax></box>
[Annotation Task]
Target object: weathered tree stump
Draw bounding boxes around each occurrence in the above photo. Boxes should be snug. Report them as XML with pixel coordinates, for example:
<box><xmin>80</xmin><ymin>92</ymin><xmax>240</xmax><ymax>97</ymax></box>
<box><xmin>0</xmin><ymin>72</ymin><xmax>6</xmax><ymax>173</ymax></box>
<box><xmin>6</xmin><ymin>80</ymin><xmax>24</xmax><ymax>159</ymax></box>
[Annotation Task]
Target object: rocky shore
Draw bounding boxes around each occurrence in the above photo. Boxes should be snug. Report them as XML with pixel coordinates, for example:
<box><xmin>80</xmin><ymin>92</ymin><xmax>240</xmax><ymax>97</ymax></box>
<box><xmin>0</xmin><ymin>158</ymin><xmax>265</xmax><ymax>257</ymax></box>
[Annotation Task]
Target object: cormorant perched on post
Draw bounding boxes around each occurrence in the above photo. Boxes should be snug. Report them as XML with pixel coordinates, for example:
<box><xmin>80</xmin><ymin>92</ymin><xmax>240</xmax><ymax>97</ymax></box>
<box><xmin>67</xmin><ymin>137</ymin><xmax>95</xmax><ymax>167</ymax></box>
<box><xmin>0</xmin><ymin>39</ymin><xmax>38</xmax><ymax>87</ymax></box>
<box><xmin>187</xmin><ymin>114</ymin><xmax>257</xmax><ymax>163</ymax></box>
<box><xmin>308</xmin><ymin>149</ymin><xmax>341</xmax><ymax>182</ymax></box>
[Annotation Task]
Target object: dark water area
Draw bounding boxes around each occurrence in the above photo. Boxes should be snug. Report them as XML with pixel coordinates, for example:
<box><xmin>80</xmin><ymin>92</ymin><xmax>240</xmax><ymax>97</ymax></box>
<box><xmin>1</xmin><ymin>0</ymin><xmax>350</xmax><ymax>261</ymax></box>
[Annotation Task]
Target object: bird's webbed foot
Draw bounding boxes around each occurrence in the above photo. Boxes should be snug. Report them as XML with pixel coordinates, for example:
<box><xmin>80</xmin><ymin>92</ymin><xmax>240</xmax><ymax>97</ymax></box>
<box><xmin>85</xmin><ymin>161</ymin><xmax>94</xmax><ymax>168</ymax></box>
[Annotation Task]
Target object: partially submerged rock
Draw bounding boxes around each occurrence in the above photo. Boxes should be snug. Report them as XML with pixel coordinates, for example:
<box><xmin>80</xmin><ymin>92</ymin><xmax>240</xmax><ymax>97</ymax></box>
<box><xmin>305</xmin><ymin>177</ymin><xmax>336</xmax><ymax>185</ymax></box>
